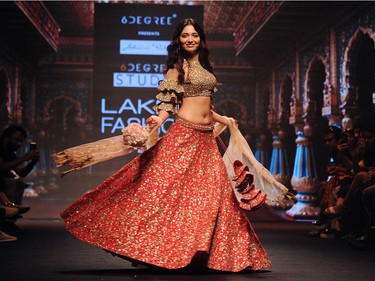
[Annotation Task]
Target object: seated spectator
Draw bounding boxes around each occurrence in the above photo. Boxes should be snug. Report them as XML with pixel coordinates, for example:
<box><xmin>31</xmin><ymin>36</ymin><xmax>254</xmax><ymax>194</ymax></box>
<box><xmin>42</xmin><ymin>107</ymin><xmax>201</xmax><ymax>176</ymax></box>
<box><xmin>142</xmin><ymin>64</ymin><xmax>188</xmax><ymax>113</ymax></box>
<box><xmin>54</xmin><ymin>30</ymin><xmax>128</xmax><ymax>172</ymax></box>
<box><xmin>0</xmin><ymin>187</ymin><xmax>30</xmax><ymax>215</ymax></box>
<box><xmin>0</xmin><ymin>125</ymin><xmax>39</xmax><ymax>235</ymax></box>
<box><xmin>310</xmin><ymin>126</ymin><xmax>355</xmax><ymax>237</ymax></box>
<box><xmin>1</xmin><ymin>181</ymin><xmax>30</xmax><ymax>236</ymax></box>
<box><xmin>354</xmin><ymin>177</ymin><xmax>375</xmax><ymax>248</ymax></box>
<box><xmin>0</xmin><ymin>205</ymin><xmax>19</xmax><ymax>242</ymax></box>
<box><xmin>0</xmin><ymin>125</ymin><xmax>39</xmax><ymax>209</ymax></box>
<box><xmin>325</xmin><ymin>125</ymin><xmax>375</xmax><ymax>240</ymax></box>
<box><xmin>0</xmin><ymin>183</ymin><xmax>30</xmax><ymax>214</ymax></box>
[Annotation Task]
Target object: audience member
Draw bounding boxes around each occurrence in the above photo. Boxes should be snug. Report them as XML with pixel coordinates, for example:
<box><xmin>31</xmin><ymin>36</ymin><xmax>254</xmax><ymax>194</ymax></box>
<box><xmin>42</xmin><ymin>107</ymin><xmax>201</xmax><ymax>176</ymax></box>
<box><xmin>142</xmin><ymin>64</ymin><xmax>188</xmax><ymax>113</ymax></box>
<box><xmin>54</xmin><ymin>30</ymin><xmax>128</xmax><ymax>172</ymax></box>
<box><xmin>354</xmin><ymin>176</ymin><xmax>375</xmax><ymax>248</ymax></box>
<box><xmin>309</xmin><ymin>126</ymin><xmax>355</xmax><ymax>237</ymax></box>
<box><xmin>0</xmin><ymin>124</ymin><xmax>39</xmax><ymax>208</ymax></box>
<box><xmin>0</xmin><ymin>125</ymin><xmax>39</xmax><ymax>234</ymax></box>
<box><xmin>0</xmin><ymin>205</ymin><xmax>19</xmax><ymax>242</ymax></box>
<box><xmin>324</xmin><ymin>125</ymin><xmax>375</xmax><ymax>240</ymax></box>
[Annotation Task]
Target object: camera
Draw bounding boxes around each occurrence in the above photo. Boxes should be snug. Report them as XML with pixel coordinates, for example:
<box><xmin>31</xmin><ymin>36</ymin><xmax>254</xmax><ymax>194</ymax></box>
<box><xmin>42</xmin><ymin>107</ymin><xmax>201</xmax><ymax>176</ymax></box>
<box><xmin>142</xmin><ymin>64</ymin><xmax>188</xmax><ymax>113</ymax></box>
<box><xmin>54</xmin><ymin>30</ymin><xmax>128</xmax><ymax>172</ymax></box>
<box><xmin>29</xmin><ymin>141</ymin><xmax>37</xmax><ymax>150</ymax></box>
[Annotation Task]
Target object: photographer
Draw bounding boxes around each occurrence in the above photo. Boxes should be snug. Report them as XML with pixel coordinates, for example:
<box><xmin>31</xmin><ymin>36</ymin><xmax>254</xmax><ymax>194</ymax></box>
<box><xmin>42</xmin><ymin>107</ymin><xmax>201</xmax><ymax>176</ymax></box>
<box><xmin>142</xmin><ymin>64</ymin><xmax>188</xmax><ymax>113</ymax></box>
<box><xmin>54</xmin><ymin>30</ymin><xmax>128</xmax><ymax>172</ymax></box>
<box><xmin>331</xmin><ymin>129</ymin><xmax>356</xmax><ymax>200</ymax></box>
<box><xmin>0</xmin><ymin>125</ymin><xmax>39</xmax><ymax>215</ymax></box>
<box><xmin>325</xmin><ymin>125</ymin><xmax>375</xmax><ymax>241</ymax></box>
<box><xmin>311</xmin><ymin>126</ymin><xmax>355</xmax><ymax>236</ymax></box>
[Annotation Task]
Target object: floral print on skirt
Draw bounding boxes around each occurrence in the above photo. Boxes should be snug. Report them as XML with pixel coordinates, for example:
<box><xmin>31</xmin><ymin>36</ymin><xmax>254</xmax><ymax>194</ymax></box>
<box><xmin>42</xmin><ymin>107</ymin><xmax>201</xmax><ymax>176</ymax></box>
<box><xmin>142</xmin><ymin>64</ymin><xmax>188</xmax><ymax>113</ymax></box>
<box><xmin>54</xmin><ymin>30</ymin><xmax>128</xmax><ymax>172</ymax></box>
<box><xmin>61</xmin><ymin>120</ymin><xmax>271</xmax><ymax>272</ymax></box>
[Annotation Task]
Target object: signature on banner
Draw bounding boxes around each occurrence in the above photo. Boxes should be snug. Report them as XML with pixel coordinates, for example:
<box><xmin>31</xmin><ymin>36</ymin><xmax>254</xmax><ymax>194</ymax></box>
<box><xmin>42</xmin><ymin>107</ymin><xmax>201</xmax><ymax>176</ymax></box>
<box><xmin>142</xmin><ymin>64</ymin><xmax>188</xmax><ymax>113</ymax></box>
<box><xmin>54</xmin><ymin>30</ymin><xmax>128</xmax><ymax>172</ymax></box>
<box><xmin>120</xmin><ymin>39</ymin><xmax>169</xmax><ymax>56</ymax></box>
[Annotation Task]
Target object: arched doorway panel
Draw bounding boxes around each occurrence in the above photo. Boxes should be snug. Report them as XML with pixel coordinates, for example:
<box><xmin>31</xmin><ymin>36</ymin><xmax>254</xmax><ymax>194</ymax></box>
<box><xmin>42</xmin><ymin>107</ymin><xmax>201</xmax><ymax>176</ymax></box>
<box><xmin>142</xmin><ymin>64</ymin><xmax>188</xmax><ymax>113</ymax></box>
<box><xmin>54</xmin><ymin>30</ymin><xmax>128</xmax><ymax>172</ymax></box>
<box><xmin>304</xmin><ymin>56</ymin><xmax>329</xmax><ymax>181</ymax></box>
<box><xmin>342</xmin><ymin>28</ymin><xmax>375</xmax><ymax>128</ymax></box>
<box><xmin>279</xmin><ymin>74</ymin><xmax>296</xmax><ymax>178</ymax></box>
<box><xmin>304</xmin><ymin>55</ymin><xmax>330</xmax><ymax>120</ymax></box>
<box><xmin>279</xmin><ymin>74</ymin><xmax>293</xmax><ymax>124</ymax></box>
<box><xmin>287</xmin><ymin>57</ymin><xmax>328</xmax><ymax>218</ymax></box>
<box><xmin>42</xmin><ymin>95</ymin><xmax>87</xmax><ymax>148</ymax></box>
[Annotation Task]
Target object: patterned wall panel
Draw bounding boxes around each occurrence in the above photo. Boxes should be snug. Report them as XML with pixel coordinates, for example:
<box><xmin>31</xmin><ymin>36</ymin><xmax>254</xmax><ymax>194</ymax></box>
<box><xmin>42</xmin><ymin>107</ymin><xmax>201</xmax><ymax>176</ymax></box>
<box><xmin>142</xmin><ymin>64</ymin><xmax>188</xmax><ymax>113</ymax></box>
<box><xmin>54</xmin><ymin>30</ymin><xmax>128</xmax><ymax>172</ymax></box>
<box><xmin>0</xmin><ymin>54</ymin><xmax>19</xmax><ymax>127</ymax></box>
<box><xmin>299</xmin><ymin>33</ymin><xmax>330</xmax><ymax>110</ymax></box>
<box><xmin>0</xmin><ymin>56</ymin><xmax>17</xmax><ymax>113</ymax></box>
<box><xmin>275</xmin><ymin>58</ymin><xmax>296</xmax><ymax>121</ymax></box>
<box><xmin>213</xmin><ymin>82</ymin><xmax>254</xmax><ymax>125</ymax></box>
<box><xmin>336</xmin><ymin>5</ymin><xmax>375</xmax><ymax>104</ymax></box>
<box><xmin>36</xmin><ymin>78</ymin><xmax>90</xmax><ymax>148</ymax></box>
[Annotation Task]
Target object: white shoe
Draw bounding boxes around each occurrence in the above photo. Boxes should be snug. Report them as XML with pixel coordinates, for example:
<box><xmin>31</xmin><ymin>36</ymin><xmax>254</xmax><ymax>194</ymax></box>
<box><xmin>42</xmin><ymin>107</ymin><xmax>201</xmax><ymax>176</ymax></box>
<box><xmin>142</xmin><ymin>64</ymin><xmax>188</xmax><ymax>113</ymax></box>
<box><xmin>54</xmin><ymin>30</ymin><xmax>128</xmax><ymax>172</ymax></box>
<box><xmin>0</xmin><ymin>231</ymin><xmax>17</xmax><ymax>242</ymax></box>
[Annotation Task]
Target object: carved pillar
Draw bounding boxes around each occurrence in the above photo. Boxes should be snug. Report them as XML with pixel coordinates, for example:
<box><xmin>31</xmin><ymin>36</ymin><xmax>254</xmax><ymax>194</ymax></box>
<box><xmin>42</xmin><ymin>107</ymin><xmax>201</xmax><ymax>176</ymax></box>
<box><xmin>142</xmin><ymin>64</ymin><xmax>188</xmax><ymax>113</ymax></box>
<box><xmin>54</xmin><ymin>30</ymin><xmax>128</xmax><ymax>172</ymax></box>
<box><xmin>273</xmin><ymin>130</ymin><xmax>291</xmax><ymax>185</ymax></box>
<box><xmin>268</xmin><ymin>106</ymin><xmax>280</xmax><ymax>176</ymax></box>
<box><xmin>0</xmin><ymin>73</ymin><xmax>10</xmax><ymax>128</ymax></box>
<box><xmin>340</xmin><ymin>87</ymin><xmax>358</xmax><ymax>130</ymax></box>
<box><xmin>13</xmin><ymin>65</ymin><xmax>23</xmax><ymax>124</ymax></box>
<box><xmin>322</xmin><ymin>28</ymin><xmax>342</xmax><ymax>128</ymax></box>
<box><xmin>286</xmin><ymin>98</ymin><xmax>320</xmax><ymax>218</ymax></box>
<box><xmin>270</xmin><ymin>130</ymin><xmax>293</xmax><ymax>208</ymax></box>
<box><xmin>268</xmin><ymin>107</ymin><xmax>291</xmax><ymax>207</ymax></box>
<box><xmin>286</xmin><ymin>128</ymin><xmax>320</xmax><ymax>218</ymax></box>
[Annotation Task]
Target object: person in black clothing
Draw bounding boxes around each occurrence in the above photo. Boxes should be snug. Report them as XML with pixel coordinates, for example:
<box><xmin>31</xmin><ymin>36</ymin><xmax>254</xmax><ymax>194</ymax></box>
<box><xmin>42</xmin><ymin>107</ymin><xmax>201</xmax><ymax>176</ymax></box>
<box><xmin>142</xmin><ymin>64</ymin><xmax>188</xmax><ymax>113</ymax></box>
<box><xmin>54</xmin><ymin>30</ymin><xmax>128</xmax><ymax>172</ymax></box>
<box><xmin>0</xmin><ymin>125</ymin><xmax>39</xmax><ymax>212</ymax></box>
<box><xmin>325</xmin><ymin>125</ymin><xmax>375</xmax><ymax>241</ymax></box>
<box><xmin>309</xmin><ymin>126</ymin><xmax>355</xmax><ymax>237</ymax></box>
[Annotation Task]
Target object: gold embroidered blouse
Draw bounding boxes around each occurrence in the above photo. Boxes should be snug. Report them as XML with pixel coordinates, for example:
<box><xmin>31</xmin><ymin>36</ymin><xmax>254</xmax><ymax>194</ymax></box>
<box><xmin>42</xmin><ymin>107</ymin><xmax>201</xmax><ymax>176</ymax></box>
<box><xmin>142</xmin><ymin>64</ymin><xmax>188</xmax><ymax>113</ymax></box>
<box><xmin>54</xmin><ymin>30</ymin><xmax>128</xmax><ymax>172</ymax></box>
<box><xmin>153</xmin><ymin>60</ymin><xmax>217</xmax><ymax>114</ymax></box>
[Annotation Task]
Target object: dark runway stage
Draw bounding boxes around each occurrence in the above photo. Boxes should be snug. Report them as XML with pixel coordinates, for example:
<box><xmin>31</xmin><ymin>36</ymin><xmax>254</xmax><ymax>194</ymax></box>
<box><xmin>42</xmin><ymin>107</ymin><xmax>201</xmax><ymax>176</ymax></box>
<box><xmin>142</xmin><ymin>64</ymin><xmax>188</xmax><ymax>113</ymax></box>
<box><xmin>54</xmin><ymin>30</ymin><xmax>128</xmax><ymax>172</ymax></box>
<box><xmin>1</xmin><ymin>198</ymin><xmax>375</xmax><ymax>281</ymax></box>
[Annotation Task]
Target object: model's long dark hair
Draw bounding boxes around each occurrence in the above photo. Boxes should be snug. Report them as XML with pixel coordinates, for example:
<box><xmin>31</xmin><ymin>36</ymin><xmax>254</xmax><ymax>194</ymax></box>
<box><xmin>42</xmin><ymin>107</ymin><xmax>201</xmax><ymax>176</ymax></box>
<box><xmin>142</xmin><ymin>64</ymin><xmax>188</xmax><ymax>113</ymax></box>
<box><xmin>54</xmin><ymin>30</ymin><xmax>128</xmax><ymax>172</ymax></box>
<box><xmin>165</xmin><ymin>18</ymin><xmax>214</xmax><ymax>84</ymax></box>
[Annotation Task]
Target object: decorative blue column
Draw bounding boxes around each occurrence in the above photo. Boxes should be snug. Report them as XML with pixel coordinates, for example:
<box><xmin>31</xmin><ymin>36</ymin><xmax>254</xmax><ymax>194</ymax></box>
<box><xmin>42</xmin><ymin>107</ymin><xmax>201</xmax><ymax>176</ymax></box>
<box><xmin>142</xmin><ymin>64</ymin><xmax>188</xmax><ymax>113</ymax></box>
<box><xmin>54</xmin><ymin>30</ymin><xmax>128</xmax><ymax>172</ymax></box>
<box><xmin>270</xmin><ymin>132</ymin><xmax>290</xmax><ymax>180</ymax></box>
<box><xmin>254</xmin><ymin>133</ymin><xmax>269</xmax><ymax>169</ymax></box>
<box><xmin>269</xmin><ymin>131</ymin><xmax>292</xmax><ymax>208</ymax></box>
<box><xmin>286</xmin><ymin>129</ymin><xmax>320</xmax><ymax>218</ymax></box>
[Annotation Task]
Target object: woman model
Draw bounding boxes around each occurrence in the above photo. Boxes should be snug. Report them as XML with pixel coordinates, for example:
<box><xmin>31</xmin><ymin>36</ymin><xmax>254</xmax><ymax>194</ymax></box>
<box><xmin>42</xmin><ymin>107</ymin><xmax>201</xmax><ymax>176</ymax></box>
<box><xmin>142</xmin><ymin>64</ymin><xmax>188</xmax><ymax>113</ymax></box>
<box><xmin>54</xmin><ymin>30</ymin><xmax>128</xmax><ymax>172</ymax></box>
<box><xmin>61</xmin><ymin>18</ymin><xmax>281</xmax><ymax>272</ymax></box>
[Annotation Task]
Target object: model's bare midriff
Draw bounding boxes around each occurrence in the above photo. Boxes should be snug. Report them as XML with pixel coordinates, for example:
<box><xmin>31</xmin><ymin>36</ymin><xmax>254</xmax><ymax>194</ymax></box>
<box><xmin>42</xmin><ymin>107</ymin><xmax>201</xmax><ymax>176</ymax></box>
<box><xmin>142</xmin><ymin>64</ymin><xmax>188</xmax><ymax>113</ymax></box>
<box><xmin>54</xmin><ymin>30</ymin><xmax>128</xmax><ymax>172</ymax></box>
<box><xmin>177</xmin><ymin>96</ymin><xmax>212</xmax><ymax>125</ymax></box>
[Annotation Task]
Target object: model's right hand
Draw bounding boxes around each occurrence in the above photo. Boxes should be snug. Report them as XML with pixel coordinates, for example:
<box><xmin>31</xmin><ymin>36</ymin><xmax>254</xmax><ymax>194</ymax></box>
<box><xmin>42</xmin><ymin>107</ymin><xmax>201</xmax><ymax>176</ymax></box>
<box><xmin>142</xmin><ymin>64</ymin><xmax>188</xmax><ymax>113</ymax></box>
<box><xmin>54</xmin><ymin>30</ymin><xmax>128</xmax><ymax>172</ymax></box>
<box><xmin>146</xmin><ymin>115</ymin><xmax>163</xmax><ymax>136</ymax></box>
<box><xmin>146</xmin><ymin>116</ymin><xmax>160</xmax><ymax>130</ymax></box>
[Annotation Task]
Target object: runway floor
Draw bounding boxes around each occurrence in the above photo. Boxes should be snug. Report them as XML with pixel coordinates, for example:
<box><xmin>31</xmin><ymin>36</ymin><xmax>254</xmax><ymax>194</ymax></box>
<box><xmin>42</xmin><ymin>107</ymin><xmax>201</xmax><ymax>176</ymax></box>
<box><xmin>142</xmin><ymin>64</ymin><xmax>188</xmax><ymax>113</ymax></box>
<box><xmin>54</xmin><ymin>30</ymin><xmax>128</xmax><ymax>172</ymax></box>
<box><xmin>1</xmin><ymin>198</ymin><xmax>375</xmax><ymax>281</ymax></box>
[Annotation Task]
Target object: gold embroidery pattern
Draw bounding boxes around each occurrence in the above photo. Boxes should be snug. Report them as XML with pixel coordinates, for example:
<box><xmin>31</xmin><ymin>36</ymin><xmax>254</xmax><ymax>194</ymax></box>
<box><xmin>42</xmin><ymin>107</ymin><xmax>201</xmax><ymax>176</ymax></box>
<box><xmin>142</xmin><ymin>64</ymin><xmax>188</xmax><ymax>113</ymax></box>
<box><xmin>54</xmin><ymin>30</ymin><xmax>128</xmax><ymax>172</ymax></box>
<box><xmin>61</xmin><ymin>121</ymin><xmax>271</xmax><ymax>272</ymax></box>
<box><xmin>153</xmin><ymin>61</ymin><xmax>217</xmax><ymax>114</ymax></box>
<box><xmin>183</xmin><ymin>60</ymin><xmax>216</xmax><ymax>98</ymax></box>
<box><xmin>153</xmin><ymin>79</ymin><xmax>184</xmax><ymax>114</ymax></box>
<box><xmin>175</xmin><ymin>116</ymin><xmax>214</xmax><ymax>131</ymax></box>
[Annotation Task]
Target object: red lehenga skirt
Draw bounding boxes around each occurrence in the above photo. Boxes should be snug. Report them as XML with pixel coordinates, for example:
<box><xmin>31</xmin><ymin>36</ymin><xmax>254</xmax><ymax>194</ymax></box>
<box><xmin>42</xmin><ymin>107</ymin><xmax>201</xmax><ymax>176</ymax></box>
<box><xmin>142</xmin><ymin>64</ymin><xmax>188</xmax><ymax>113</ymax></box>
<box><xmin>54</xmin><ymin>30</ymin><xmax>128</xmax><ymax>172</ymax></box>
<box><xmin>61</xmin><ymin>117</ymin><xmax>271</xmax><ymax>272</ymax></box>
